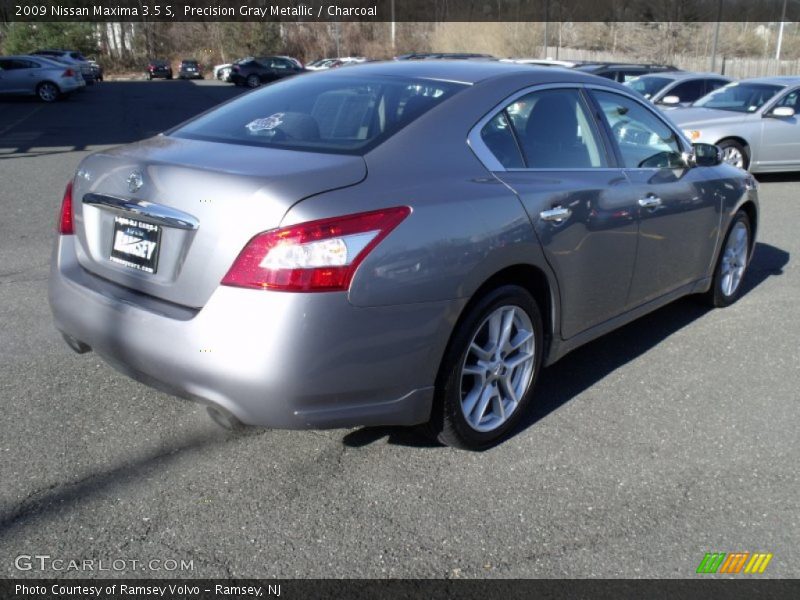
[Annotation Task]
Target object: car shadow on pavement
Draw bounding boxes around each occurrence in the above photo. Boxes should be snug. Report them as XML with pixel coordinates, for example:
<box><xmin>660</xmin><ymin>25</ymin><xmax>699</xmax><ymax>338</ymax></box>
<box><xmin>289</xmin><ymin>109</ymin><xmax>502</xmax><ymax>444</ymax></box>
<box><xmin>343</xmin><ymin>241</ymin><xmax>789</xmax><ymax>450</ymax></box>
<box><xmin>0</xmin><ymin>426</ymin><xmax>263</xmax><ymax>540</ymax></box>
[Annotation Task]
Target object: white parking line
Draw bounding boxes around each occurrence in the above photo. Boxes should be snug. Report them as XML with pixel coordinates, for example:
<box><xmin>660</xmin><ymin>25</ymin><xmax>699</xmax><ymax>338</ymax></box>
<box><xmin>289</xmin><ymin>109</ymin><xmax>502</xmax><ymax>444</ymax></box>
<box><xmin>0</xmin><ymin>105</ymin><xmax>46</xmax><ymax>139</ymax></box>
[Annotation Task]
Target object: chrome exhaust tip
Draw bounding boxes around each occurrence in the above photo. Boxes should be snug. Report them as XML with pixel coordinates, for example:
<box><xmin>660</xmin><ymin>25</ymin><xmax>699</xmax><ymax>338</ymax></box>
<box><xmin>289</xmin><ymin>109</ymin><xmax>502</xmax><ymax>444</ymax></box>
<box><xmin>61</xmin><ymin>333</ymin><xmax>91</xmax><ymax>354</ymax></box>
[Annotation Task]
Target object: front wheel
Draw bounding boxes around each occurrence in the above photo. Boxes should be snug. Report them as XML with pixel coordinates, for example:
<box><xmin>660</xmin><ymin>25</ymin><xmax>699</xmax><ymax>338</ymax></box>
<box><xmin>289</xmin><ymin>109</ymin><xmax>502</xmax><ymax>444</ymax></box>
<box><xmin>718</xmin><ymin>139</ymin><xmax>750</xmax><ymax>170</ymax></box>
<box><xmin>427</xmin><ymin>285</ymin><xmax>543</xmax><ymax>450</ymax></box>
<box><xmin>706</xmin><ymin>211</ymin><xmax>752</xmax><ymax>307</ymax></box>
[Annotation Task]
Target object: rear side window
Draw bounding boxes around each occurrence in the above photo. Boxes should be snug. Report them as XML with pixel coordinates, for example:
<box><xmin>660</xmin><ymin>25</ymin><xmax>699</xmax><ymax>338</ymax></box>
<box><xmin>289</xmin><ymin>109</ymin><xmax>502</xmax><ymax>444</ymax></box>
<box><xmin>480</xmin><ymin>112</ymin><xmax>524</xmax><ymax>169</ymax></box>
<box><xmin>496</xmin><ymin>89</ymin><xmax>608</xmax><ymax>169</ymax></box>
<box><xmin>173</xmin><ymin>75</ymin><xmax>464</xmax><ymax>154</ymax></box>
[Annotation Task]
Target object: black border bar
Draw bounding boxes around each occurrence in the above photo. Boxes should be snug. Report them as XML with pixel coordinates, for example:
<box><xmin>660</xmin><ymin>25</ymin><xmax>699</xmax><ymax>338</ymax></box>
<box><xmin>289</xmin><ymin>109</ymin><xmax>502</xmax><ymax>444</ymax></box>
<box><xmin>3</xmin><ymin>579</ymin><xmax>800</xmax><ymax>600</ymax></box>
<box><xmin>2</xmin><ymin>0</ymin><xmax>800</xmax><ymax>22</ymax></box>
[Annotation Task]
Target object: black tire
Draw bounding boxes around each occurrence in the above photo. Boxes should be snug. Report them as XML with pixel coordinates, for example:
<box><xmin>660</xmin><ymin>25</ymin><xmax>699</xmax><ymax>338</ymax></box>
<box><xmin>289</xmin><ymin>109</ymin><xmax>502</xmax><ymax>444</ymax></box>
<box><xmin>246</xmin><ymin>74</ymin><xmax>261</xmax><ymax>88</ymax></box>
<box><xmin>717</xmin><ymin>139</ymin><xmax>750</xmax><ymax>170</ymax></box>
<box><xmin>426</xmin><ymin>285</ymin><xmax>544</xmax><ymax>450</ymax></box>
<box><xmin>36</xmin><ymin>81</ymin><xmax>60</xmax><ymax>102</ymax></box>
<box><xmin>705</xmin><ymin>210</ymin><xmax>752</xmax><ymax>308</ymax></box>
<box><xmin>147</xmin><ymin>73</ymin><xmax>152</xmax><ymax>80</ymax></box>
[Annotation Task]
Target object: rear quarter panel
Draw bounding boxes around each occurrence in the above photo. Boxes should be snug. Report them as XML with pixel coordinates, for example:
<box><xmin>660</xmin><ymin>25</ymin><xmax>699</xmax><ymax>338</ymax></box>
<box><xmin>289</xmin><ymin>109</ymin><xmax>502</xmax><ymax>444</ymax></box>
<box><xmin>279</xmin><ymin>74</ymin><xmax>559</xmax><ymax>309</ymax></box>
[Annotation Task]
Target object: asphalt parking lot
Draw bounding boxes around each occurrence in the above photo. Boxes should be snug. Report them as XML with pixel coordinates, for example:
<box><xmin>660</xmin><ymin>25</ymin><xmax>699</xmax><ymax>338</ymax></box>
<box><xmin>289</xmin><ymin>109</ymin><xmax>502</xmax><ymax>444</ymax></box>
<box><xmin>0</xmin><ymin>79</ymin><xmax>797</xmax><ymax>579</ymax></box>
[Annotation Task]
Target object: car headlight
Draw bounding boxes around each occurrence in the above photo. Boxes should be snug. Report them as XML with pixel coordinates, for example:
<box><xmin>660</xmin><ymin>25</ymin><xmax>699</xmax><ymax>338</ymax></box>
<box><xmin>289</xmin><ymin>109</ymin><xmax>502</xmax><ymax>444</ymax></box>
<box><xmin>683</xmin><ymin>129</ymin><xmax>702</xmax><ymax>142</ymax></box>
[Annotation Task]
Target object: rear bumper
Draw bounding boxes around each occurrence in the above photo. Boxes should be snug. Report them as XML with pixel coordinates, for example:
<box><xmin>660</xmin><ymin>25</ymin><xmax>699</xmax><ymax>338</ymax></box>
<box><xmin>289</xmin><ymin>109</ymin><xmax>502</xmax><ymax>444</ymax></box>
<box><xmin>49</xmin><ymin>237</ymin><xmax>461</xmax><ymax>429</ymax></box>
<box><xmin>59</xmin><ymin>79</ymin><xmax>81</xmax><ymax>94</ymax></box>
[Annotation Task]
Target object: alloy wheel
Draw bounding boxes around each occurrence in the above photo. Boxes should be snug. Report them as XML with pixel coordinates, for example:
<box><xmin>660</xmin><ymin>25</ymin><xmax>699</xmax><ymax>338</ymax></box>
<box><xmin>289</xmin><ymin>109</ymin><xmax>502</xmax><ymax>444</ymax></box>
<box><xmin>721</xmin><ymin>146</ymin><xmax>745</xmax><ymax>169</ymax></box>
<box><xmin>720</xmin><ymin>221</ymin><xmax>749</xmax><ymax>296</ymax></box>
<box><xmin>459</xmin><ymin>305</ymin><xmax>535</xmax><ymax>432</ymax></box>
<box><xmin>38</xmin><ymin>83</ymin><xmax>58</xmax><ymax>102</ymax></box>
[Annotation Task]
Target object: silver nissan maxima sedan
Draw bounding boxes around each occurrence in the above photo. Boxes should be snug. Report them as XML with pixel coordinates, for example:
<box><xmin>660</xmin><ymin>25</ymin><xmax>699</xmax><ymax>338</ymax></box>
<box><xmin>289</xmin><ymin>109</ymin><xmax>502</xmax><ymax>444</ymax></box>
<box><xmin>49</xmin><ymin>61</ymin><xmax>759</xmax><ymax>449</ymax></box>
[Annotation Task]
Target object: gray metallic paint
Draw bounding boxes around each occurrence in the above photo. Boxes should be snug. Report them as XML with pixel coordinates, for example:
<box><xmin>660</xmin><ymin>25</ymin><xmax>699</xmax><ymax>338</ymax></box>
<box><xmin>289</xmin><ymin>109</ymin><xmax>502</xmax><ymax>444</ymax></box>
<box><xmin>49</xmin><ymin>62</ymin><xmax>759</xmax><ymax>429</ymax></box>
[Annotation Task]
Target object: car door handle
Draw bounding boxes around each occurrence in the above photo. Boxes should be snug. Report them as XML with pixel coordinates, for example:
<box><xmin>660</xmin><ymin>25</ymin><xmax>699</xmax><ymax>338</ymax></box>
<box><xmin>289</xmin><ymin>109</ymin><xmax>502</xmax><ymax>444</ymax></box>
<box><xmin>638</xmin><ymin>195</ymin><xmax>662</xmax><ymax>209</ymax></box>
<box><xmin>540</xmin><ymin>206</ymin><xmax>572</xmax><ymax>222</ymax></box>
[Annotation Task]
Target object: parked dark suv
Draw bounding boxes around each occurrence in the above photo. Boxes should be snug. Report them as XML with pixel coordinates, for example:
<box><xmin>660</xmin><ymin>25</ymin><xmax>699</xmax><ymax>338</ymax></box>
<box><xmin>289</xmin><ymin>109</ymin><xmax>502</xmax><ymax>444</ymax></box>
<box><xmin>146</xmin><ymin>60</ymin><xmax>173</xmax><ymax>80</ymax></box>
<box><xmin>178</xmin><ymin>59</ymin><xmax>203</xmax><ymax>80</ymax></box>
<box><xmin>229</xmin><ymin>56</ymin><xmax>304</xmax><ymax>88</ymax></box>
<box><xmin>574</xmin><ymin>62</ymin><xmax>679</xmax><ymax>83</ymax></box>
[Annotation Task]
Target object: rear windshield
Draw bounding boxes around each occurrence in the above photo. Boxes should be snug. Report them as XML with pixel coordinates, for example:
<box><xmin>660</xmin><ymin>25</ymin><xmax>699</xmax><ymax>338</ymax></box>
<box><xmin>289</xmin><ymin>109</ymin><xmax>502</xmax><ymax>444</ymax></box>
<box><xmin>171</xmin><ymin>74</ymin><xmax>464</xmax><ymax>154</ymax></box>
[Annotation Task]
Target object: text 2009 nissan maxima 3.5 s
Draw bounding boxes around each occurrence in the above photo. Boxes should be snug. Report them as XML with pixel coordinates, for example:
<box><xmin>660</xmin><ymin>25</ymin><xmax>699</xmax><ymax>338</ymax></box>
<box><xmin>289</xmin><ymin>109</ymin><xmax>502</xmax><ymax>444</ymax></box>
<box><xmin>49</xmin><ymin>61</ymin><xmax>758</xmax><ymax>449</ymax></box>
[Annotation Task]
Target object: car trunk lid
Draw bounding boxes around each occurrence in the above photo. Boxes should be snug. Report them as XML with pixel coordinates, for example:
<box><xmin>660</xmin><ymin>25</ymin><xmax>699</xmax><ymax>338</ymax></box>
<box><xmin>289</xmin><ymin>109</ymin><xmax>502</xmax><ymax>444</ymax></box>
<box><xmin>72</xmin><ymin>135</ymin><xmax>366</xmax><ymax>308</ymax></box>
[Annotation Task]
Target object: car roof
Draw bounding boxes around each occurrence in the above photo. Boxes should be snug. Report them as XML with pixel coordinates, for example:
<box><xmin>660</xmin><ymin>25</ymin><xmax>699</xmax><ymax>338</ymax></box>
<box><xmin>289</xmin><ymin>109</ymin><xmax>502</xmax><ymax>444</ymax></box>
<box><xmin>577</xmin><ymin>63</ymin><xmax>677</xmax><ymax>71</ymax></box>
<box><xmin>316</xmin><ymin>59</ymin><xmax>610</xmax><ymax>86</ymax></box>
<box><xmin>740</xmin><ymin>76</ymin><xmax>800</xmax><ymax>86</ymax></box>
<box><xmin>5</xmin><ymin>55</ymin><xmax>66</xmax><ymax>65</ymax></box>
<box><xmin>637</xmin><ymin>71</ymin><xmax>729</xmax><ymax>81</ymax></box>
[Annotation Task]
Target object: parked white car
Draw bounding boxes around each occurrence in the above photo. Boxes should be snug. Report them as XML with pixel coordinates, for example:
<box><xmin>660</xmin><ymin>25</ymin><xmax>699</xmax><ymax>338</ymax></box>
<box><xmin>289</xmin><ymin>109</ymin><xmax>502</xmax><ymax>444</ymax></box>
<box><xmin>32</xmin><ymin>49</ymin><xmax>95</xmax><ymax>83</ymax></box>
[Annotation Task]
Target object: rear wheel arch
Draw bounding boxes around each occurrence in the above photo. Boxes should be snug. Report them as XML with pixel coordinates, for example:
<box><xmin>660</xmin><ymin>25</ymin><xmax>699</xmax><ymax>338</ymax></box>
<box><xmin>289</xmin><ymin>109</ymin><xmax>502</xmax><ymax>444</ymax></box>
<box><xmin>443</xmin><ymin>264</ymin><xmax>557</xmax><ymax>382</ymax></box>
<box><xmin>739</xmin><ymin>200</ymin><xmax>758</xmax><ymax>251</ymax></box>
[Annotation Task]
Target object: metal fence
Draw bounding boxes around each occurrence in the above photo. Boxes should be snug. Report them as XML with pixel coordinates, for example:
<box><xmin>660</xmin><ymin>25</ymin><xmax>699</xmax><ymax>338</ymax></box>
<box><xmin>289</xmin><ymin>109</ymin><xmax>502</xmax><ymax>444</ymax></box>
<box><xmin>542</xmin><ymin>46</ymin><xmax>800</xmax><ymax>79</ymax></box>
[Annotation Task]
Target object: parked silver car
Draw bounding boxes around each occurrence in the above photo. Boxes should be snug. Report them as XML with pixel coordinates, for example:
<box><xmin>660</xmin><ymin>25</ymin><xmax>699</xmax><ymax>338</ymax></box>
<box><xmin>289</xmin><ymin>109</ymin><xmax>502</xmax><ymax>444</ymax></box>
<box><xmin>671</xmin><ymin>76</ymin><xmax>800</xmax><ymax>172</ymax></box>
<box><xmin>32</xmin><ymin>49</ymin><xmax>95</xmax><ymax>84</ymax></box>
<box><xmin>625</xmin><ymin>71</ymin><xmax>731</xmax><ymax>107</ymax></box>
<box><xmin>0</xmin><ymin>55</ymin><xmax>83</xmax><ymax>101</ymax></box>
<box><xmin>49</xmin><ymin>62</ymin><xmax>759</xmax><ymax>448</ymax></box>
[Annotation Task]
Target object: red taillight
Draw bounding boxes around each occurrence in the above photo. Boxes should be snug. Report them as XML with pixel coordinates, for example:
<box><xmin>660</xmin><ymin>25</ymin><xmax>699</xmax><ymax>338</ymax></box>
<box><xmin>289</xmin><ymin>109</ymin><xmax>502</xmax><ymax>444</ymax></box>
<box><xmin>58</xmin><ymin>180</ymin><xmax>74</xmax><ymax>235</ymax></box>
<box><xmin>221</xmin><ymin>207</ymin><xmax>411</xmax><ymax>292</ymax></box>
<box><xmin>63</xmin><ymin>68</ymin><xmax>75</xmax><ymax>77</ymax></box>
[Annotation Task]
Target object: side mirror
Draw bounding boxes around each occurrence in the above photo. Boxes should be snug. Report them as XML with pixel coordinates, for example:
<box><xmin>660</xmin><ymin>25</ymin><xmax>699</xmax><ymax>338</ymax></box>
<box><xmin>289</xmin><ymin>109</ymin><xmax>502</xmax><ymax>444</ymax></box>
<box><xmin>768</xmin><ymin>106</ymin><xmax>795</xmax><ymax>118</ymax></box>
<box><xmin>660</xmin><ymin>95</ymin><xmax>680</xmax><ymax>105</ymax></box>
<box><xmin>691</xmin><ymin>143</ymin><xmax>723</xmax><ymax>167</ymax></box>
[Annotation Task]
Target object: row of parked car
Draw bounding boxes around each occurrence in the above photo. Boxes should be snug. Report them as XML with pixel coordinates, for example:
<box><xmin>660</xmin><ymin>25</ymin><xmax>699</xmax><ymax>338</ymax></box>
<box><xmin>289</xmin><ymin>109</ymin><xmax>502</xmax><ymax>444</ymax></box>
<box><xmin>500</xmin><ymin>58</ymin><xmax>800</xmax><ymax>172</ymax></box>
<box><xmin>139</xmin><ymin>52</ymin><xmax>800</xmax><ymax>173</ymax></box>
<box><xmin>0</xmin><ymin>50</ymin><xmax>103</xmax><ymax>102</ymax></box>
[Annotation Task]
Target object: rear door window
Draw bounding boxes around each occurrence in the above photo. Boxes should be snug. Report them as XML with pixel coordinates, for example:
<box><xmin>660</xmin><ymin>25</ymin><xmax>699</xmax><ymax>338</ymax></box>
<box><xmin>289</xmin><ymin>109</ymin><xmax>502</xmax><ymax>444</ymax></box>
<box><xmin>503</xmin><ymin>88</ymin><xmax>608</xmax><ymax>169</ymax></box>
